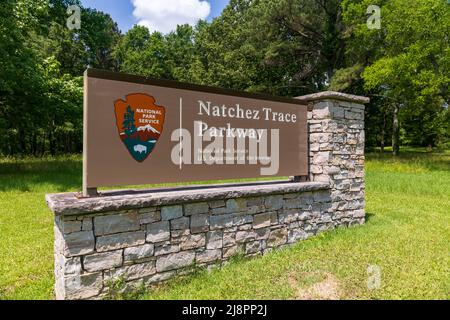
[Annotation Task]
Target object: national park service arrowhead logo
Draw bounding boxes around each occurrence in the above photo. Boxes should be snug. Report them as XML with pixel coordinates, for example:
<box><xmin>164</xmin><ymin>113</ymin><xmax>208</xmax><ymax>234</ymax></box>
<box><xmin>114</xmin><ymin>93</ymin><xmax>165</xmax><ymax>162</ymax></box>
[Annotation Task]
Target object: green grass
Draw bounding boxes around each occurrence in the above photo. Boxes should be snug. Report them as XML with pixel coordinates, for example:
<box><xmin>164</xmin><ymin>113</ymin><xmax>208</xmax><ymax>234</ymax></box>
<box><xmin>0</xmin><ymin>149</ymin><xmax>449</xmax><ymax>299</ymax></box>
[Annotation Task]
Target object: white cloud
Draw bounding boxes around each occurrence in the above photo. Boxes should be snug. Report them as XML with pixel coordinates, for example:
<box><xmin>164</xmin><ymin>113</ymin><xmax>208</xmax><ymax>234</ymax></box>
<box><xmin>132</xmin><ymin>0</ymin><xmax>211</xmax><ymax>33</ymax></box>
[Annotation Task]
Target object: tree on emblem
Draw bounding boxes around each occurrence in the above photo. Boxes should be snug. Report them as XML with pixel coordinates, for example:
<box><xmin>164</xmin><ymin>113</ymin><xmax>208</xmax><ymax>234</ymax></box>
<box><xmin>122</xmin><ymin>105</ymin><xmax>136</xmax><ymax>136</ymax></box>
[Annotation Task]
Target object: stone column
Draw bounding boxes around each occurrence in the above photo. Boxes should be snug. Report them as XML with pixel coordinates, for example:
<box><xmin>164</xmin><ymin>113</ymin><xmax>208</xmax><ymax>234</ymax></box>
<box><xmin>296</xmin><ymin>91</ymin><xmax>369</xmax><ymax>226</ymax></box>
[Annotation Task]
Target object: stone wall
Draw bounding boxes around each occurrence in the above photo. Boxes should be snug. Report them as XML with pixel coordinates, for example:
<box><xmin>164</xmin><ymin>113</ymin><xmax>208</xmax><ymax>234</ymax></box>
<box><xmin>47</xmin><ymin>92</ymin><xmax>368</xmax><ymax>300</ymax></box>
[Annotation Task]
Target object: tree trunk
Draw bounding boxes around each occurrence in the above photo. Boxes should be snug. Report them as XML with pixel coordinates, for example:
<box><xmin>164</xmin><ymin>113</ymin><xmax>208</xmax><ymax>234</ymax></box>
<box><xmin>392</xmin><ymin>104</ymin><xmax>400</xmax><ymax>156</ymax></box>
<box><xmin>380</xmin><ymin>113</ymin><xmax>386</xmax><ymax>153</ymax></box>
<box><xmin>49</xmin><ymin>130</ymin><xmax>55</xmax><ymax>156</ymax></box>
<box><xmin>32</xmin><ymin>132</ymin><xmax>37</xmax><ymax>156</ymax></box>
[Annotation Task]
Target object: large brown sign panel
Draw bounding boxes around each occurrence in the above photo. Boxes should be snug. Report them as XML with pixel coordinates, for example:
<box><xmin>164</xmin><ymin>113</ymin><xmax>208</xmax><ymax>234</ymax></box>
<box><xmin>83</xmin><ymin>69</ymin><xmax>308</xmax><ymax>194</ymax></box>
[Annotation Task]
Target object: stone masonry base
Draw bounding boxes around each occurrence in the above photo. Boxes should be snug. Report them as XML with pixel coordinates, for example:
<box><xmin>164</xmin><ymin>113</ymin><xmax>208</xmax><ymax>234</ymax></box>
<box><xmin>50</xmin><ymin>182</ymin><xmax>364</xmax><ymax>300</ymax></box>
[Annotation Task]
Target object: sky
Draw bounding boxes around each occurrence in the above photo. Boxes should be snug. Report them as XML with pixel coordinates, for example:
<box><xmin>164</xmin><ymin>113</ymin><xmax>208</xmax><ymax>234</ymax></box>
<box><xmin>81</xmin><ymin>0</ymin><xmax>230</xmax><ymax>34</ymax></box>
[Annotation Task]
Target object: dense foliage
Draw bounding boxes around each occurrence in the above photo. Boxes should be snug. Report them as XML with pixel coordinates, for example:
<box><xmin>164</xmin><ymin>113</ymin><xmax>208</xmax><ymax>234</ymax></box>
<box><xmin>0</xmin><ymin>0</ymin><xmax>448</xmax><ymax>156</ymax></box>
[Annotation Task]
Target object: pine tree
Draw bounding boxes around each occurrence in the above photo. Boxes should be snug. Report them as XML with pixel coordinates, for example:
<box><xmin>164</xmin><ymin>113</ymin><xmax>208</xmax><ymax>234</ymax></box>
<box><xmin>122</xmin><ymin>106</ymin><xmax>136</xmax><ymax>136</ymax></box>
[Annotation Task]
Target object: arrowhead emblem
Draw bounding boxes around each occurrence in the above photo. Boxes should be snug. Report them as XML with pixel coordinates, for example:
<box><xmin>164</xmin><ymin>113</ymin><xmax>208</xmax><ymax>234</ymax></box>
<box><xmin>114</xmin><ymin>93</ymin><xmax>165</xmax><ymax>162</ymax></box>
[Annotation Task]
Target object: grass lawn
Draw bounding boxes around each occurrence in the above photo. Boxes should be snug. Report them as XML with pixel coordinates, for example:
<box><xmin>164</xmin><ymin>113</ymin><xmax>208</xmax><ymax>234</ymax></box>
<box><xmin>0</xmin><ymin>149</ymin><xmax>449</xmax><ymax>300</ymax></box>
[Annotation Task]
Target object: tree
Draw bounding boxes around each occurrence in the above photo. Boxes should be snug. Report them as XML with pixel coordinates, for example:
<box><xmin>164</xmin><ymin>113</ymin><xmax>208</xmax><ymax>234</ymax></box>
<box><xmin>122</xmin><ymin>106</ymin><xmax>136</xmax><ymax>136</ymax></box>
<box><xmin>165</xmin><ymin>25</ymin><xmax>197</xmax><ymax>82</ymax></box>
<box><xmin>0</xmin><ymin>0</ymin><xmax>84</xmax><ymax>156</ymax></box>
<box><xmin>340</xmin><ymin>0</ymin><xmax>450</xmax><ymax>154</ymax></box>
<box><xmin>40</xmin><ymin>1</ymin><xmax>121</xmax><ymax>76</ymax></box>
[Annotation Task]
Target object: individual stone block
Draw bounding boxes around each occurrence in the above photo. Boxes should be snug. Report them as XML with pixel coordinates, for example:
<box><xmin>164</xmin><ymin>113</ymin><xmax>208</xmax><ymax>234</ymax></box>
<box><xmin>255</xmin><ymin>227</ymin><xmax>270</xmax><ymax>240</ymax></box>
<box><xmin>310</xmin><ymin>133</ymin><xmax>333</xmax><ymax>144</ymax></box>
<box><xmin>139</xmin><ymin>210</ymin><xmax>161</xmax><ymax>224</ymax></box>
<box><xmin>63</xmin><ymin>220</ymin><xmax>81</xmax><ymax>234</ymax></box>
<box><xmin>235</xmin><ymin>230</ymin><xmax>257</xmax><ymax>243</ymax></box>
<box><xmin>156</xmin><ymin>251</ymin><xmax>196</xmax><ymax>272</ymax></box>
<box><xmin>83</xmin><ymin>250</ymin><xmax>123</xmax><ymax>272</ymax></box>
<box><xmin>252</xmin><ymin>213</ymin><xmax>271</xmax><ymax>229</ymax></box>
<box><xmin>238</xmin><ymin>224</ymin><xmax>252</xmax><ymax>231</ymax></box>
<box><xmin>312</xmin><ymin>152</ymin><xmax>330</xmax><ymax>165</ymax></box>
<box><xmin>146</xmin><ymin>221</ymin><xmax>170</xmax><ymax>243</ymax></box>
<box><xmin>312</xmin><ymin>102</ymin><xmax>331</xmax><ymax>119</ymax></box>
<box><xmin>226</xmin><ymin>198</ymin><xmax>247</xmax><ymax>213</ymax></box>
<box><xmin>64</xmin><ymin>231</ymin><xmax>95</xmax><ymax>257</ymax></box>
<box><xmin>223</xmin><ymin>232</ymin><xmax>236</xmax><ymax>247</ymax></box>
<box><xmin>352</xmin><ymin>209</ymin><xmax>366</xmax><ymax>218</ymax></box>
<box><xmin>211</xmin><ymin>206</ymin><xmax>228</xmax><ymax>215</ymax></box>
<box><xmin>96</xmin><ymin>231</ymin><xmax>145</xmax><ymax>252</ymax></box>
<box><xmin>223</xmin><ymin>226</ymin><xmax>238</xmax><ymax>233</ymax></box>
<box><xmin>278</xmin><ymin>209</ymin><xmax>299</xmax><ymax>224</ymax></box>
<box><xmin>245</xmin><ymin>241</ymin><xmax>263</xmax><ymax>254</ymax></box>
<box><xmin>334</xmin><ymin>179</ymin><xmax>351</xmax><ymax>190</ymax></box>
<box><xmin>233</xmin><ymin>215</ymin><xmax>252</xmax><ymax>226</ymax></box>
<box><xmin>319</xmin><ymin>143</ymin><xmax>333</xmax><ymax>151</ymax></box>
<box><xmin>62</xmin><ymin>256</ymin><xmax>82</xmax><ymax>275</ymax></box>
<box><xmin>289</xmin><ymin>221</ymin><xmax>300</xmax><ymax>229</ymax></box>
<box><xmin>161</xmin><ymin>205</ymin><xmax>183</xmax><ymax>220</ymax></box>
<box><xmin>320</xmin><ymin>213</ymin><xmax>333</xmax><ymax>223</ymax></box>
<box><xmin>106</xmin><ymin>261</ymin><xmax>156</xmax><ymax>282</ymax></box>
<box><xmin>81</xmin><ymin>218</ymin><xmax>92</xmax><ymax>231</ymax></box>
<box><xmin>171</xmin><ymin>228</ymin><xmax>190</xmax><ymax>238</ymax></box>
<box><xmin>196</xmin><ymin>249</ymin><xmax>222</xmax><ymax>264</ymax></box>
<box><xmin>331</xmin><ymin>106</ymin><xmax>345</xmax><ymax>118</ymax></box>
<box><xmin>304</xmin><ymin>223</ymin><xmax>317</xmax><ymax>233</ymax></box>
<box><xmin>209</xmin><ymin>214</ymin><xmax>234</xmax><ymax>230</ymax></box>
<box><xmin>310</xmin><ymin>143</ymin><xmax>320</xmax><ymax>152</ymax></box>
<box><xmin>208</xmin><ymin>200</ymin><xmax>225</xmax><ymax>208</ymax></box>
<box><xmin>184</xmin><ymin>202</ymin><xmax>209</xmax><ymax>215</ymax></box>
<box><xmin>94</xmin><ymin>212</ymin><xmax>140</xmax><ymax>236</ymax></box>
<box><xmin>288</xmin><ymin>228</ymin><xmax>308</xmax><ymax>243</ymax></box>
<box><xmin>313</xmin><ymin>191</ymin><xmax>332</xmax><ymax>203</ymax></box>
<box><xmin>300</xmin><ymin>192</ymin><xmax>314</xmax><ymax>204</ymax></box>
<box><xmin>124</xmin><ymin>244</ymin><xmax>155</xmax><ymax>261</ymax></box>
<box><xmin>154</xmin><ymin>244</ymin><xmax>180</xmax><ymax>256</ymax></box>
<box><xmin>223</xmin><ymin>245</ymin><xmax>243</xmax><ymax>259</ymax></box>
<box><xmin>345</xmin><ymin>110</ymin><xmax>364</xmax><ymax>120</ymax></box>
<box><xmin>270</xmin><ymin>212</ymin><xmax>278</xmax><ymax>225</ymax></box>
<box><xmin>180</xmin><ymin>234</ymin><xmax>206</xmax><ymax>250</ymax></box>
<box><xmin>145</xmin><ymin>270</ymin><xmax>176</xmax><ymax>285</ymax></box>
<box><xmin>265</xmin><ymin>195</ymin><xmax>283</xmax><ymax>210</ymax></box>
<box><xmin>283</xmin><ymin>197</ymin><xmax>302</xmax><ymax>209</ymax></box>
<box><xmin>114</xmin><ymin>278</ymin><xmax>144</xmax><ymax>295</ymax></box>
<box><xmin>171</xmin><ymin>217</ymin><xmax>189</xmax><ymax>230</ymax></box>
<box><xmin>138</xmin><ymin>207</ymin><xmax>157</xmax><ymax>214</ymax></box>
<box><xmin>190</xmin><ymin>214</ymin><xmax>209</xmax><ymax>233</ymax></box>
<box><xmin>348</xmin><ymin>199</ymin><xmax>364</xmax><ymax>210</ymax></box>
<box><xmin>298</xmin><ymin>211</ymin><xmax>312</xmax><ymax>221</ymax></box>
<box><xmin>317</xmin><ymin>223</ymin><xmax>334</xmax><ymax>233</ymax></box>
<box><xmin>206</xmin><ymin>231</ymin><xmax>223</xmax><ymax>249</ymax></box>
<box><xmin>267</xmin><ymin>228</ymin><xmax>287</xmax><ymax>247</ymax></box>
<box><xmin>246</xmin><ymin>197</ymin><xmax>264</xmax><ymax>207</ymax></box>
<box><xmin>246</xmin><ymin>205</ymin><xmax>266</xmax><ymax>214</ymax></box>
<box><xmin>63</xmin><ymin>272</ymin><xmax>103</xmax><ymax>300</ymax></box>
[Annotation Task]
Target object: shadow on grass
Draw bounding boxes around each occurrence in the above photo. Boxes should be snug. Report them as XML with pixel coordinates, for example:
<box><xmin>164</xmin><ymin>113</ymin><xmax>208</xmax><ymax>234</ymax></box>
<box><xmin>364</xmin><ymin>212</ymin><xmax>376</xmax><ymax>223</ymax></box>
<box><xmin>366</xmin><ymin>149</ymin><xmax>450</xmax><ymax>172</ymax></box>
<box><xmin>0</xmin><ymin>157</ymin><xmax>82</xmax><ymax>192</ymax></box>
<box><xmin>0</xmin><ymin>156</ymin><xmax>286</xmax><ymax>193</ymax></box>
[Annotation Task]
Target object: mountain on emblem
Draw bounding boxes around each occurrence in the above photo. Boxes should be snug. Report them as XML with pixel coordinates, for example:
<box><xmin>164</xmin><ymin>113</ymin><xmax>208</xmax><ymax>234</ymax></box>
<box><xmin>114</xmin><ymin>93</ymin><xmax>165</xmax><ymax>162</ymax></box>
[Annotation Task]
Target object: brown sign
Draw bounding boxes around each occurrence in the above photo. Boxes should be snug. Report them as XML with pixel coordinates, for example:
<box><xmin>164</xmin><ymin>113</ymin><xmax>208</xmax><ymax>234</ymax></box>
<box><xmin>83</xmin><ymin>69</ymin><xmax>308</xmax><ymax>195</ymax></box>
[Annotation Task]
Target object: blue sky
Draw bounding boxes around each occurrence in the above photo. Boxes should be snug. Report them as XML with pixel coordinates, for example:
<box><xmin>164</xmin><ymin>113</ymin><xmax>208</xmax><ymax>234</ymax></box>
<box><xmin>81</xmin><ymin>0</ymin><xmax>230</xmax><ymax>33</ymax></box>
